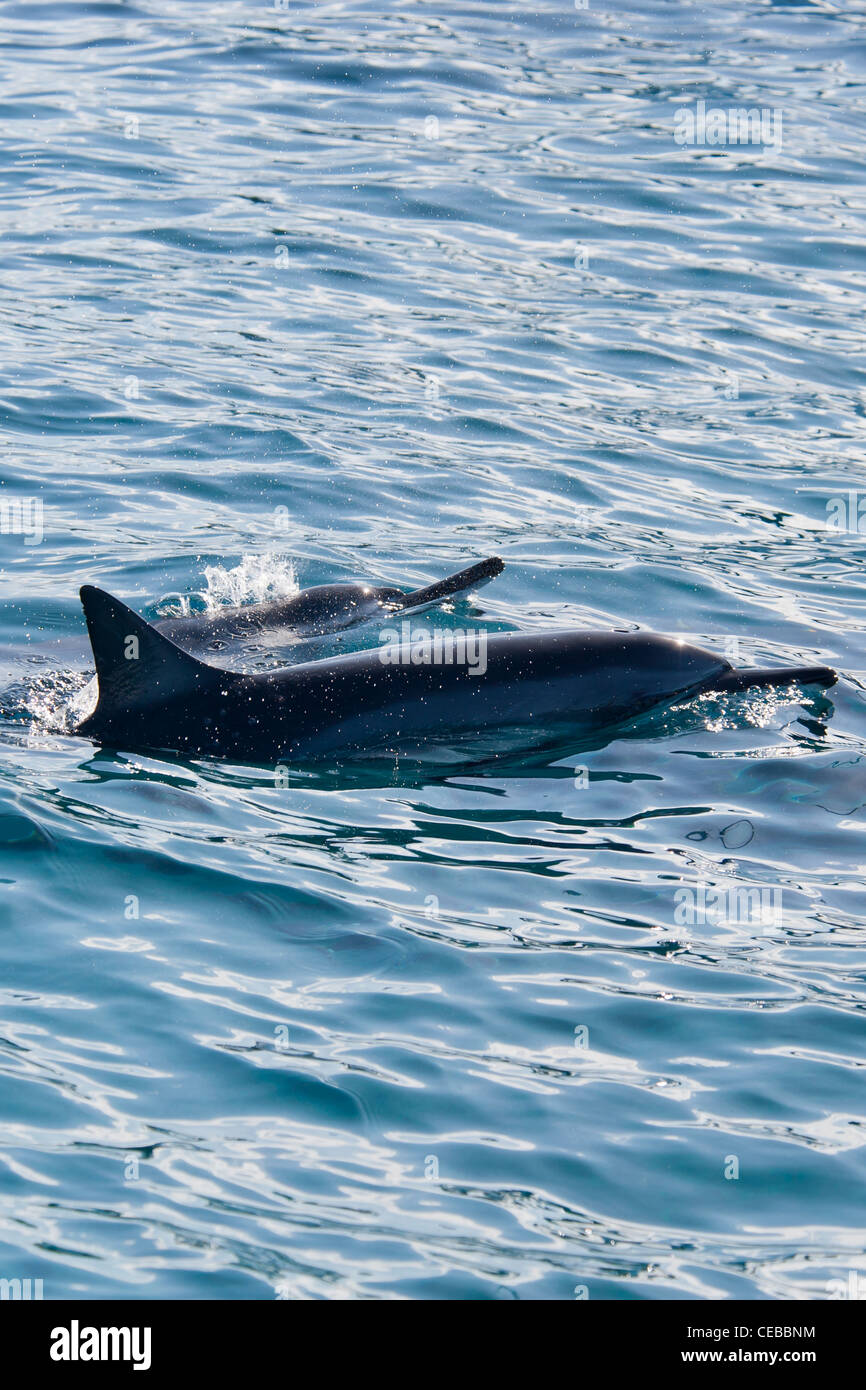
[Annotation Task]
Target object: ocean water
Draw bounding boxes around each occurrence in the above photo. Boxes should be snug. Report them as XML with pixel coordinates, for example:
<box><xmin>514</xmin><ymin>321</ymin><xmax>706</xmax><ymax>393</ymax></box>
<box><xmin>1</xmin><ymin>0</ymin><xmax>865</xmax><ymax>1301</ymax></box>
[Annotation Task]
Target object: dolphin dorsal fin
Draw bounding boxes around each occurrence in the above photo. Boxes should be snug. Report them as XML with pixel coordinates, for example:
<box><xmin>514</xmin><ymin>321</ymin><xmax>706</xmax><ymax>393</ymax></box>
<box><xmin>79</xmin><ymin>585</ymin><xmax>218</xmax><ymax>714</ymax></box>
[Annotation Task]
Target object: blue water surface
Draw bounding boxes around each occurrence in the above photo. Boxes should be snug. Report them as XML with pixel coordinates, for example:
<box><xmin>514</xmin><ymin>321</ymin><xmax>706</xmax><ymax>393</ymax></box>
<box><xmin>0</xmin><ymin>0</ymin><xmax>865</xmax><ymax>1300</ymax></box>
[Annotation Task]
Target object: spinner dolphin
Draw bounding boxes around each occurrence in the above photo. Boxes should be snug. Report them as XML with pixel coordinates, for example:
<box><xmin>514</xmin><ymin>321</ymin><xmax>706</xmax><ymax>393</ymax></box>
<box><xmin>72</xmin><ymin>582</ymin><xmax>837</xmax><ymax>763</ymax></box>
<box><xmin>154</xmin><ymin>557</ymin><xmax>504</xmax><ymax>652</ymax></box>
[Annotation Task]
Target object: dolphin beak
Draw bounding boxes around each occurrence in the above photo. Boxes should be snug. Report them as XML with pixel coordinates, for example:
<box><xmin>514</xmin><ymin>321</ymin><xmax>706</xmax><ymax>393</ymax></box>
<box><xmin>399</xmin><ymin>557</ymin><xmax>504</xmax><ymax>614</ymax></box>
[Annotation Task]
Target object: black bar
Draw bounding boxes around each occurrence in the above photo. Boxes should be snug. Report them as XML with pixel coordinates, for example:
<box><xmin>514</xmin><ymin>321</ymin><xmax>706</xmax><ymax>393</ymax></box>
<box><xmin>3</xmin><ymin>1296</ymin><xmax>857</xmax><ymax>1375</ymax></box>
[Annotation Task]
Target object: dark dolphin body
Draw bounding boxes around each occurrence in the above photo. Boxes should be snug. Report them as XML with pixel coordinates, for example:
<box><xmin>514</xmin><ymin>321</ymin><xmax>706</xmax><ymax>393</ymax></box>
<box><xmin>155</xmin><ymin>557</ymin><xmax>505</xmax><ymax>650</ymax></box>
<box><xmin>74</xmin><ymin>585</ymin><xmax>837</xmax><ymax>764</ymax></box>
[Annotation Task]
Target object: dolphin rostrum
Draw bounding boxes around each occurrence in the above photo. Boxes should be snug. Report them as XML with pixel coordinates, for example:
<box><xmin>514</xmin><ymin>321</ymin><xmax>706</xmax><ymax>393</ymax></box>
<box><xmin>154</xmin><ymin>557</ymin><xmax>505</xmax><ymax>651</ymax></box>
<box><xmin>73</xmin><ymin>584</ymin><xmax>837</xmax><ymax>763</ymax></box>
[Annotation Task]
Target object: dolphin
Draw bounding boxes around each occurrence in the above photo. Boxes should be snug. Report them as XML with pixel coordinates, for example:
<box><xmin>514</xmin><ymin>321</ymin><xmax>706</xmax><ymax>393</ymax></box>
<box><xmin>72</xmin><ymin>585</ymin><xmax>837</xmax><ymax>763</ymax></box>
<box><xmin>153</xmin><ymin>557</ymin><xmax>505</xmax><ymax>652</ymax></box>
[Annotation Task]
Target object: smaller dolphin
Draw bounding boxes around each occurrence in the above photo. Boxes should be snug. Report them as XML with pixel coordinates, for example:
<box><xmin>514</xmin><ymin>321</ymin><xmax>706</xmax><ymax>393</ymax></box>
<box><xmin>73</xmin><ymin>583</ymin><xmax>837</xmax><ymax>764</ymax></box>
<box><xmin>155</xmin><ymin>557</ymin><xmax>504</xmax><ymax>651</ymax></box>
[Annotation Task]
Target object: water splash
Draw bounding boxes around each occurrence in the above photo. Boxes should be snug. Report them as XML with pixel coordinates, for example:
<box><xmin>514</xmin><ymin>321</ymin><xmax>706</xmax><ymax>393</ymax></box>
<box><xmin>23</xmin><ymin>670</ymin><xmax>95</xmax><ymax>734</ymax></box>
<box><xmin>156</xmin><ymin>553</ymin><xmax>300</xmax><ymax>618</ymax></box>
